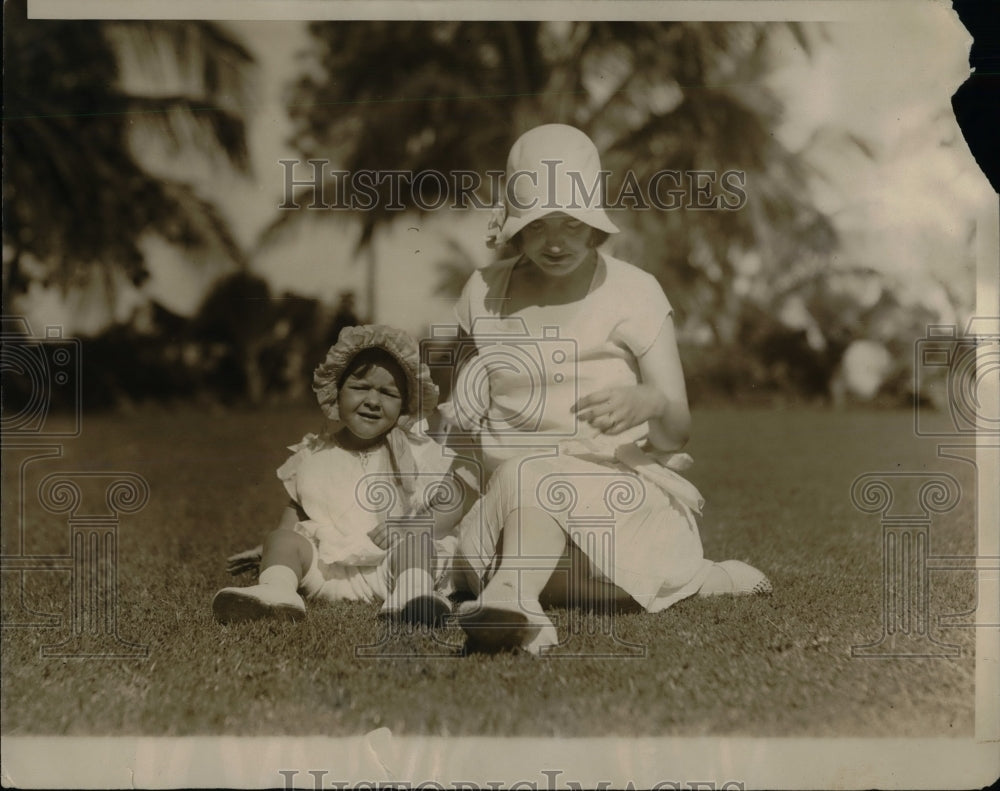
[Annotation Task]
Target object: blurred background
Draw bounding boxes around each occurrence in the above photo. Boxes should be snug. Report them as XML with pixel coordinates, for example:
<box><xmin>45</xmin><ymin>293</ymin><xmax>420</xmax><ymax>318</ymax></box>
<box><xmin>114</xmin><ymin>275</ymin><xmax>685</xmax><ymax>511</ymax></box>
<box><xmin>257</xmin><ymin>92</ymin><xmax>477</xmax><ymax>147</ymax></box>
<box><xmin>2</xmin><ymin>2</ymin><xmax>992</xmax><ymax>415</ymax></box>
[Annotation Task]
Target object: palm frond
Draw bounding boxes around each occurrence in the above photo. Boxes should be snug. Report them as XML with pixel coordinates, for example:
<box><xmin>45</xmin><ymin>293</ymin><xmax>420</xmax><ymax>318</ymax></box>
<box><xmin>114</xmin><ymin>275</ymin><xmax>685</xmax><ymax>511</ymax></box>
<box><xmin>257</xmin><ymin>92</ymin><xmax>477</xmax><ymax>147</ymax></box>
<box><xmin>155</xmin><ymin>180</ymin><xmax>249</xmax><ymax>270</ymax></box>
<box><xmin>3</xmin><ymin>0</ymin><xmax>252</xmax><ymax>299</ymax></box>
<box><xmin>275</xmin><ymin>19</ymin><xmax>843</xmax><ymax>336</ymax></box>
<box><xmin>125</xmin><ymin>95</ymin><xmax>249</xmax><ymax>169</ymax></box>
<box><xmin>107</xmin><ymin>20</ymin><xmax>255</xmax><ymax>112</ymax></box>
<box><xmin>433</xmin><ymin>239</ymin><xmax>479</xmax><ymax>299</ymax></box>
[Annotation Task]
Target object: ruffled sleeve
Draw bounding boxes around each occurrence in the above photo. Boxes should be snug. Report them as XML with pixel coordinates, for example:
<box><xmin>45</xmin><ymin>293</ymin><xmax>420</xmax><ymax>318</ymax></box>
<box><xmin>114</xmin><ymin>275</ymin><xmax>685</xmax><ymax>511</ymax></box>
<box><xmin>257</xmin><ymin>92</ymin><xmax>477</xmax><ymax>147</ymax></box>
<box><xmin>609</xmin><ymin>268</ymin><xmax>674</xmax><ymax>358</ymax></box>
<box><xmin>275</xmin><ymin>433</ymin><xmax>322</xmax><ymax>505</ymax></box>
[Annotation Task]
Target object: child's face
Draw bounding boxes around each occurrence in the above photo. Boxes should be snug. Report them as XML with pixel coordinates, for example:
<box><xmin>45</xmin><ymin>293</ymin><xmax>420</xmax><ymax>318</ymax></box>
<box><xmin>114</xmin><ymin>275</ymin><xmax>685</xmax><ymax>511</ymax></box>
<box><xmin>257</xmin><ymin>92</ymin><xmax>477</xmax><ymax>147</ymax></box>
<box><xmin>519</xmin><ymin>212</ymin><xmax>595</xmax><ymax>278</ymax></box>
<box><xmin>338</xmin><ymin>362</ymin><xmax>406</xmax><ymax>443</ymax></box>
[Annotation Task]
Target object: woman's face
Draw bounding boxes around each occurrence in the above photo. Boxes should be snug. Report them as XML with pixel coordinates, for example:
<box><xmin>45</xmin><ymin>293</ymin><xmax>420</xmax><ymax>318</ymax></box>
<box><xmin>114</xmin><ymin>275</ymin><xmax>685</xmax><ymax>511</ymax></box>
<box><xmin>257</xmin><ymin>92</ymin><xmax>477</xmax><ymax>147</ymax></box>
<box><xmin>337</xmin><ymin>362</ymin><xmax>405</xmax><ymax>443</ymax></box>
<box><xmin>519</xmin><ymin>213</ymin><xmax>595</xmax><ymax>278</ymax></box>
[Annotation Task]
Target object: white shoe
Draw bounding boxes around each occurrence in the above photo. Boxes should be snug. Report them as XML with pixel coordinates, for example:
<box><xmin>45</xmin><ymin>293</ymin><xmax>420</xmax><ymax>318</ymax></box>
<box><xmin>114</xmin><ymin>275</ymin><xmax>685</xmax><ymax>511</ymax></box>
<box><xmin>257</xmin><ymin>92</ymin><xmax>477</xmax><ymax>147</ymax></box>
<box><xmin>383</xmin><ymin>568</ymin><xmax>453</xmax><ymax>627</ymax></box>
<box><xmin>386</xmin><ymin>591</ymin><xmax>453</xmax><ymax>628</ymax></box>
<box><xmin>457</xmin><ymin>599</ymin><xmax>558</xmax><ymax>656</ymax></box>
<box><xmin>698</xmin><ymin>560</ymin><xmax>772</xmax><ymax>597</ymax></box>
<box><xmin>212</xmin><ymin>584</ymin><xmax>306</xmax><ymax>623</ymax></box>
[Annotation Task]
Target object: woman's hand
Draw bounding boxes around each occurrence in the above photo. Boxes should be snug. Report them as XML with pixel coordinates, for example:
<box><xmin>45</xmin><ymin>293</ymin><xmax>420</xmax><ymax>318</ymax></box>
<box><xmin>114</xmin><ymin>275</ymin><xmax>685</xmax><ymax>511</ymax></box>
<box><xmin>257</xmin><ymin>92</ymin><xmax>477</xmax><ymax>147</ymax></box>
<box><xmin>572</xmin><ymin>385</ymin><xmax>667</xmax><ymax>435</ymax></box>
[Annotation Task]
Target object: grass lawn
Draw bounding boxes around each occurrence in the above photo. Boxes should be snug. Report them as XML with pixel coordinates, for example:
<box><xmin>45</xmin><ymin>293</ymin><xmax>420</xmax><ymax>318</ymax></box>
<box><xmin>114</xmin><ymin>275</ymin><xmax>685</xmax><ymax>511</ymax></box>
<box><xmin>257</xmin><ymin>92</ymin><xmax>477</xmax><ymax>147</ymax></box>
<box><xmin>0</xmin><ymin>405</ymin><xmax>978</xmax><ymax>736</ymax></box>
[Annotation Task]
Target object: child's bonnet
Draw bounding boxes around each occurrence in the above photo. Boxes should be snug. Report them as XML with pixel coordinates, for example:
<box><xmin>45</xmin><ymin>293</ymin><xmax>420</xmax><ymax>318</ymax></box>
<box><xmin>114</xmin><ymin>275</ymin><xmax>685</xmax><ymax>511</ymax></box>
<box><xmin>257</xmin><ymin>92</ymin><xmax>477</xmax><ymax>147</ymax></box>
<box><xmin>306</xmin><ymin>324</ymin><xmax>450</xmax><ymax>513</ymax></box>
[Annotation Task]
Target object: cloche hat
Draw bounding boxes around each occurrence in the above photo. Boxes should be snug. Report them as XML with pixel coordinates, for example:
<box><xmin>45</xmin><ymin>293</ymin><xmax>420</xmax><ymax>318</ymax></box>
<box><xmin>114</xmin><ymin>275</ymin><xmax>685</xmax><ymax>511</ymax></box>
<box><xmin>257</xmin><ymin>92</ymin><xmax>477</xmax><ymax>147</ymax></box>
<box><xmin>486</xmin><ymin>124</ymin><xmax>619</xmax><ymax>249</ymax></box>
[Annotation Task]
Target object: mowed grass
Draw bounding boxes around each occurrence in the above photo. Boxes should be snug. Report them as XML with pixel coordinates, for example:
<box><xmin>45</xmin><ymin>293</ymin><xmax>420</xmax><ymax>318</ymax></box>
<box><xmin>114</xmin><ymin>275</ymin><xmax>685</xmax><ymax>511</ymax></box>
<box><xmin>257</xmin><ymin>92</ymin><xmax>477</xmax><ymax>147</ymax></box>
<box><xmin>1</xmin><ymin>405</ymin><xmax>978</xmax><ymax>736</ymax></box>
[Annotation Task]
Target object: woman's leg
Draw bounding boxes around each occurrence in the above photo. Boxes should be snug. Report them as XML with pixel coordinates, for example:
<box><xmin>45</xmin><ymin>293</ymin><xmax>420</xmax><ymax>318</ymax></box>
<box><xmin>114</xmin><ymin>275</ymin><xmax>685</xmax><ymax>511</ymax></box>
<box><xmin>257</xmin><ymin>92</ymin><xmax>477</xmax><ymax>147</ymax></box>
<box><xmin>539</xmin><ymin>541</ymin><xmax>643</xmax><ymax>614</ymax></box>
<box><xmin>480</xmin><ymin>506</ymin><xmax>567</xmax><ymax>606</ymax></box>
<box><xmin>459</xmin><ymin>507</ymin><xmax>565</xmax><ymax>654</ymax></box>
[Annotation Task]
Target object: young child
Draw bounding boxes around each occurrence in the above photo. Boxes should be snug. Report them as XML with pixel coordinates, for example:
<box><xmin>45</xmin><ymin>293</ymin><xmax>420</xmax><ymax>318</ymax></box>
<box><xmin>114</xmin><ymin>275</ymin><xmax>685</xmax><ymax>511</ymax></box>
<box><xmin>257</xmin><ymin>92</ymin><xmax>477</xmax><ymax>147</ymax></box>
<box><xmin>449</xmin><ymin>124</ymin><xmax>772</xmax><ymax>654</ymax></box>
<box><xmin>213</xmin><ymin>324</ymin><xmax>457</xmax><ymax>627</ymax></box>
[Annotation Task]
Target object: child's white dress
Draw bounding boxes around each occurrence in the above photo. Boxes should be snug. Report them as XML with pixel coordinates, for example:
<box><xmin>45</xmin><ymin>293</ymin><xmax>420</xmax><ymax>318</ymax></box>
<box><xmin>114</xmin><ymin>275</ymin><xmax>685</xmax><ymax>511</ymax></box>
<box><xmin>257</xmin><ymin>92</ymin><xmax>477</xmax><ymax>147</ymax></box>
<box><xmin>278</xmin><ymin>431</ymin><xmax>456</xmax><ymax>604</ymax></box>
<box><xmin>452</xmin><ymin>251</ymin><xmax>714</xmax><ymax>612</ymax></box>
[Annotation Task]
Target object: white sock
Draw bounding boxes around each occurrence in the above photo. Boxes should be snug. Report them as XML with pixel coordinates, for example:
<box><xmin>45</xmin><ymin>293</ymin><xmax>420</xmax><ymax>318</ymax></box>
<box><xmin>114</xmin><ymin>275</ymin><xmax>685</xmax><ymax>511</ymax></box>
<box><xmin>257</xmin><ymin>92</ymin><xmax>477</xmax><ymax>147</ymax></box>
<box><xmin>259</xmin><ymin>565</ymin><xmax>300</xmax><ymax>591</ymax></box>
<box><xmin>478</xmin><ymin>575</ymin><xmax>519</xmax><ymax>606</ymax></box>
<box><xmin>394</xmin><ymin>567</ymin><xmax>434</xmax><ymax>602</ymax></box>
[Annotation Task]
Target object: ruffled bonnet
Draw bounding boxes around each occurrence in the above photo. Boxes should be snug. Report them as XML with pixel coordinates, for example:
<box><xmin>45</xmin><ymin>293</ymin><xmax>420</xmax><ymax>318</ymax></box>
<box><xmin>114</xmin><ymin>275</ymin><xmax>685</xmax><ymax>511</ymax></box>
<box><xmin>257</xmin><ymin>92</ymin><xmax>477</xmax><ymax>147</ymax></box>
<box><xmin>312</xmin><ymin>325</ymin><xmax>440</xmax><ymax>498</ymax></box>
<box><xmin>313</xmin><ymin>324</ymin><xmax>439</xmax><ymax>429</ymax></box>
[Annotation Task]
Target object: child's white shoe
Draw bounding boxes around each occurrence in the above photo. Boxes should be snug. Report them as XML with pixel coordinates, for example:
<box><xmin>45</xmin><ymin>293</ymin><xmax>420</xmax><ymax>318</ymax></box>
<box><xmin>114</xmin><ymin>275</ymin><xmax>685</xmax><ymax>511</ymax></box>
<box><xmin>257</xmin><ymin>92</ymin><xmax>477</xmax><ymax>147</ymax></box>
<box><xmin>457</xmin><ymin>599</ymin><xmax>558</xmax><ymax>656</ymax></box>
<box><xmin>212</xmin><ymin>584</ymin><xmax>306</xmax><ymax>623</ymax></box>
<box><xmin>395</xmin><ymin>592</ymin><xmax>453</xmax><ymax>628</ymax></box>
<box><xmin>383</xmin><ymin>568</ymin><xmax>452</xmax><ymax>627</ymax></box>
<box><xmin>698</xmin><ymin>560</ymin><xmax>772</xmax><ymax>597</ymax></box>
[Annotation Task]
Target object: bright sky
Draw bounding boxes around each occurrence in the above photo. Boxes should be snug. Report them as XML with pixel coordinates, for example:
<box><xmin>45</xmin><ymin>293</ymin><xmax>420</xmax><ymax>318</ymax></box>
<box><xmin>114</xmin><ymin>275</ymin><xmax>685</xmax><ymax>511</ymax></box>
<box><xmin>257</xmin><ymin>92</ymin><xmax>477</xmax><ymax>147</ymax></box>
<box><xmin>764</xmin><ymin>4</ymin><xmax>989</xmax><ymax>324</ymax></box>
<box><xmin>15</xmin><ymin>5</ymin><xmax>993</xmax><ymax>339</ymax></box>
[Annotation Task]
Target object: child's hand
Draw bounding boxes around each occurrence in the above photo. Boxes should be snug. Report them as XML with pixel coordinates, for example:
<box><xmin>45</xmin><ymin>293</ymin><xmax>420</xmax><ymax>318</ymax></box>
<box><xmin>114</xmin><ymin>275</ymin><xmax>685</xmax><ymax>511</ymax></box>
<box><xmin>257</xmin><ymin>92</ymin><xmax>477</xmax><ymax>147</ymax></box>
<box><xmin>573</xmin><ymin>385</ymin><xmax>667</xmax><ymax>435</ymax></box>
<box><xmin>367</xmin><ymin>507</ymin><xmax>435</xmax><ymax>550</ymax></box>
<box><xmin>226</xmin><ymin>544</ymin><xmax>264</xmax><ymax>575</ymax></box>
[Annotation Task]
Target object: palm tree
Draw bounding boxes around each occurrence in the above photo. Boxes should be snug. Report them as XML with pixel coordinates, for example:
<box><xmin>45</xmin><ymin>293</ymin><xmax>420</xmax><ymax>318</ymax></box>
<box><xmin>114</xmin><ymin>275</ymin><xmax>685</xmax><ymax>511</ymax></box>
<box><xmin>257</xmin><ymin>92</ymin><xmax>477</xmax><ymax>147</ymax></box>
<box><xmin>264</xmin><ymin>21</ymin><xmax>534</xmax><ymax>319</ymax></box>
<box><xmin>272</xmin><ymin>20</ymin><xmax>835</xmax><ymax>333</ymax></box>
<box><xmin>2</xmin><ymin>0</ymin><xmax>254</xmax><ymax>309</ymax></box>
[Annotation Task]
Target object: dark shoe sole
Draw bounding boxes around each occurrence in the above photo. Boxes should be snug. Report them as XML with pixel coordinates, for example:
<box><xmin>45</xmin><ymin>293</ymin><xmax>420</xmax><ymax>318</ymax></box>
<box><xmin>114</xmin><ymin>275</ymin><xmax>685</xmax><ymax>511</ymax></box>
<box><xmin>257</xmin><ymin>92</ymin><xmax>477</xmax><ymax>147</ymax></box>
<box><xmin>457</xmin><ymin>605</ymin><xmax>532</xmax><ymax>654</ymax></box>
<box><xmin>399</xmin><ymin>595</ymin><xmax>452</xmax><ymax>628</ymax></box>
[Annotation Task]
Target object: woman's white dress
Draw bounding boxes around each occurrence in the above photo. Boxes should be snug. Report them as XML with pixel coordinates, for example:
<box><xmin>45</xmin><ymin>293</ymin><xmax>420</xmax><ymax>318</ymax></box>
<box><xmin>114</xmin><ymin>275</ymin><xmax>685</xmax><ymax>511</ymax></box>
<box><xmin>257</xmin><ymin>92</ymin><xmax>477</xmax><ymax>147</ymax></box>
<box><xmin>452</xmin><ymin>252</ymin><xmax>713</xmax><ymax>611</ymax></box>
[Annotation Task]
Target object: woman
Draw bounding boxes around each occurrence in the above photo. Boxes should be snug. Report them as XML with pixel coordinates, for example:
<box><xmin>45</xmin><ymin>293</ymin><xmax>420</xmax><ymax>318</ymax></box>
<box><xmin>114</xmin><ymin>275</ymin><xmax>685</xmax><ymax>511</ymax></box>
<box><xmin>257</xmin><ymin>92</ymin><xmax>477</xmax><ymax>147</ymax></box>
<box><xmin>447</xmin><ymin>124</ymin><xmax>771</xmax><ymax>655</ymax></box>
